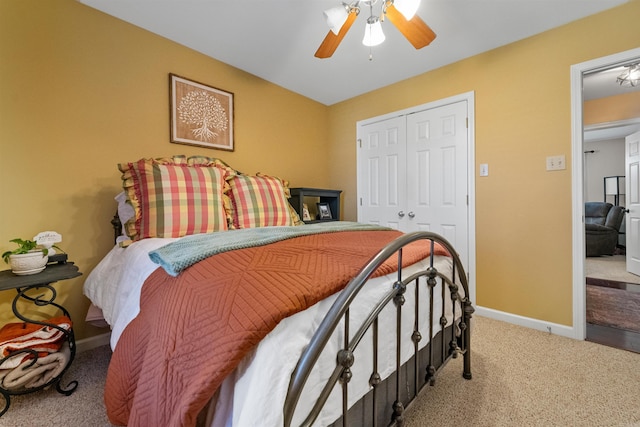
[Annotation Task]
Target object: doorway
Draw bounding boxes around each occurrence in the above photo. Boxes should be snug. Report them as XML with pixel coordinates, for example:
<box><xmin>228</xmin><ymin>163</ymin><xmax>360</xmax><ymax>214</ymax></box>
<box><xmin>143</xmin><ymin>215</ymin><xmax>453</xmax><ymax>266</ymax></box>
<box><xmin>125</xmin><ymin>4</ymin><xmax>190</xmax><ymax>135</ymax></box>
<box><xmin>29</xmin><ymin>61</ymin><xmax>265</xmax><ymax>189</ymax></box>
<box><xmin>584</xmin><ymin>124</ymin><xmax>640</xmax><ymax>285</ymax></box>
<box><xmin>571</xmin><ymin>47</ymin><xmax>640</xmax><ymax>343</ymax></box>
<box><xmin>583</xmin><ymin>128</ymin><xmax>640</xmax><ymax>353</ymax></box>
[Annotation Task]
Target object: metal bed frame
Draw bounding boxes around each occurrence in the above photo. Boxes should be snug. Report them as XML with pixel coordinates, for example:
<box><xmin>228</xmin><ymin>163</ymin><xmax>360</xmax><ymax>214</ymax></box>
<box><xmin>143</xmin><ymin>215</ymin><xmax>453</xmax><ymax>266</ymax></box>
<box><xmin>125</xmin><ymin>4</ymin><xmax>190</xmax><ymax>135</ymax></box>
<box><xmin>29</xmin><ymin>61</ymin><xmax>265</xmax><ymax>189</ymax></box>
<box><xmin>284</xmin><ymin>231</ymin><xmax>474</xmax><ymax>427</ymax></box>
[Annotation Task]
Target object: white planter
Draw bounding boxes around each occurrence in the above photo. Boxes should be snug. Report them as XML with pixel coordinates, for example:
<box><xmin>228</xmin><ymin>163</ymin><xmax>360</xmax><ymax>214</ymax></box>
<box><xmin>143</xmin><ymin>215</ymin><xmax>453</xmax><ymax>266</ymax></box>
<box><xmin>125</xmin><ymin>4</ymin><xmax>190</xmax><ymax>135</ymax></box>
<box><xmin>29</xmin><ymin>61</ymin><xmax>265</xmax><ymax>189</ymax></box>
<box><xmin>9</xmin><ymin>251</ymin><xmax>48</xmax><ymax>275</ymax></box>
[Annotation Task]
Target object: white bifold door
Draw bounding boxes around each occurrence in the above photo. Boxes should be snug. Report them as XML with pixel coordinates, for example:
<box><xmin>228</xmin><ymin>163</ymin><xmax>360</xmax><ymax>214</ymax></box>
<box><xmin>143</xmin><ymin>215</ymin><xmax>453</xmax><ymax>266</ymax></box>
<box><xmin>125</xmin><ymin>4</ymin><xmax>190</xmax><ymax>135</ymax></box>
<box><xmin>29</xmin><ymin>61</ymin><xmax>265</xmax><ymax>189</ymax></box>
<box><xmin>357</xmin><ymin>100</ymin><xmax>469</xmax><ymax>268</ymax></box>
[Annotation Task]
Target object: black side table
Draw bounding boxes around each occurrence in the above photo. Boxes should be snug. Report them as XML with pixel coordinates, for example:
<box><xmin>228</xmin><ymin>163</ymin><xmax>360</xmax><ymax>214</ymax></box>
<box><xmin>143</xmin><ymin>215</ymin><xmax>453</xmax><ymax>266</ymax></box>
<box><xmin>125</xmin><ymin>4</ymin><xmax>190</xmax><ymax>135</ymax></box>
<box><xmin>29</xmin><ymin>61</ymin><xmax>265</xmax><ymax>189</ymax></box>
<box><xmin>0</xmin><ymin>261</ymin><xmax>82</xmax><ymax>416</ymax></box>
<box><xmin>289</xmin><ymin>188</ymin><xmax>342</xmax><ymax>224</ymax></box>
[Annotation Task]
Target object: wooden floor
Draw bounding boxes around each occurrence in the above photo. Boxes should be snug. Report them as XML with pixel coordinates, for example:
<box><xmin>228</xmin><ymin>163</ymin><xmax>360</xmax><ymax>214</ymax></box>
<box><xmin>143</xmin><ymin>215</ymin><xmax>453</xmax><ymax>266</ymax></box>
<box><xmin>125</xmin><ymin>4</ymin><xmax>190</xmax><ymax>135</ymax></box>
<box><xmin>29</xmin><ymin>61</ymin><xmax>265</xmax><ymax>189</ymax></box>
<box><xmin>586</xmin><ymin>277</ymin><xmax>640</xmax><ymax>353</ymax></box>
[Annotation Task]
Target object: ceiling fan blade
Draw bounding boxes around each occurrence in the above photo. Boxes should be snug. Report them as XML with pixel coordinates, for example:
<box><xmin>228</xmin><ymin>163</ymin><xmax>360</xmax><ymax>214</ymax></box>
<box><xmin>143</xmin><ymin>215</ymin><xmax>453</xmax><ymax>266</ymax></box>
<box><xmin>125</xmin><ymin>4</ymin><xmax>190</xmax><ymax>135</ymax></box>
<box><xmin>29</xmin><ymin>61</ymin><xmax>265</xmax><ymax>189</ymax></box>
<box><xmin>385</xmin><ymin>4</ymin><xmax>436</xmax><ymax>49</ymax></box>
<box><xmin>314</xmin><ymin>10</ymin><xmax>358</xmax><ymax>59</ymax></box>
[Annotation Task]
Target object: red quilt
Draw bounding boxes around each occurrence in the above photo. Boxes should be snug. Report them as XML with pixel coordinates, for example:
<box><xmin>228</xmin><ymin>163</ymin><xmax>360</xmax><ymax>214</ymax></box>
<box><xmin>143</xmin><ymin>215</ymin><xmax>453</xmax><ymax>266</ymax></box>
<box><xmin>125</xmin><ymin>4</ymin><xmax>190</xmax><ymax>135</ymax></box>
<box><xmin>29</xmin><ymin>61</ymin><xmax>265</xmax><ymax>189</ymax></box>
<box><xmin>104</xmin><ymin>230</ymin><xmax>448</xmax><ymax>426</ymax></box>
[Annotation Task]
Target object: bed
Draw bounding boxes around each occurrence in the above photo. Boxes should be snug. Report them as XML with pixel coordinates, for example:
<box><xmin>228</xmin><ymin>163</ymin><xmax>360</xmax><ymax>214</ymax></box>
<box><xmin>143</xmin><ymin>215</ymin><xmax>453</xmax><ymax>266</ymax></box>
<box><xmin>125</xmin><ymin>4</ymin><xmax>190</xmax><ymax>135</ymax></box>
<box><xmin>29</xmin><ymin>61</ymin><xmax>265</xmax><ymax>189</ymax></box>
<box><xmin>83</xmin><ymin>155</ymin><xmax>473</xmax><ymax>427</ymax></box>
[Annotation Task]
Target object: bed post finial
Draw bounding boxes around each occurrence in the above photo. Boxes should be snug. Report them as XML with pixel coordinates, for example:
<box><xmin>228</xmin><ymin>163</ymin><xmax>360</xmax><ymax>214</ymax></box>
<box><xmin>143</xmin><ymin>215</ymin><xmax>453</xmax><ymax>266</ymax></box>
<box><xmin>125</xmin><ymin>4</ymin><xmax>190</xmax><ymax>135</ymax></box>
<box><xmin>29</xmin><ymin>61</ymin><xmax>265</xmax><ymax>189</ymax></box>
<box><xmin>111</xmin><ymin>211</ymin><xmax>122</xmax><ymax>243</ymax></box>
<box><xmin>392</xmin><ymin>400</ymin><xmax>405</xmax><ymax>426</ymax></box>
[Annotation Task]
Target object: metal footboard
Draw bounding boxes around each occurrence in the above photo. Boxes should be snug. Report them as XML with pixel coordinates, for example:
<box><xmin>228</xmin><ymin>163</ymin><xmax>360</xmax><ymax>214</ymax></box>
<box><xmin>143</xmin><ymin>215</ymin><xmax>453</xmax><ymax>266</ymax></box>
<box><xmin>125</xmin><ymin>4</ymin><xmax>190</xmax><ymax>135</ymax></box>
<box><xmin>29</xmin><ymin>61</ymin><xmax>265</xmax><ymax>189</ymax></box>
<box><xmin>283</xmin><ymin>231</ymin><xmax>474</xmax><ymax>427</ymax></box>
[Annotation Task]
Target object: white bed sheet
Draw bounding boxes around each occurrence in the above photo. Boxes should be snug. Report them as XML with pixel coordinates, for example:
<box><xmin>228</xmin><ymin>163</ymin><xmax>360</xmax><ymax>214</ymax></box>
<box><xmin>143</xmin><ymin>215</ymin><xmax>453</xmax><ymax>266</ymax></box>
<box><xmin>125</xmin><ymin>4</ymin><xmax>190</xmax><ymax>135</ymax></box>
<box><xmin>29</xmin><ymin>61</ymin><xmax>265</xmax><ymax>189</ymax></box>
<box><xmin>83</xmin><ymin>238</ymin><xmax>458</xmax><ymax>426</ymax></box>
<box><xmin>84</xmin><ymin>238</ymin><xmax>177</xmax><ymax>349</ymax></box>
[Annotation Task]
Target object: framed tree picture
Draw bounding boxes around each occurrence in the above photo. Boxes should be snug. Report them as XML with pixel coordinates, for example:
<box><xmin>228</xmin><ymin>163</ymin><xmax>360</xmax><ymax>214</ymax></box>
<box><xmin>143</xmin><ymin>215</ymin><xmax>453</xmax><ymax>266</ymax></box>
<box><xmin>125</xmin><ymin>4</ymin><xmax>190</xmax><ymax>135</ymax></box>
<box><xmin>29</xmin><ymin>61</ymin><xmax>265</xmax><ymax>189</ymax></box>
<box><xmin>170</xmin><ymin>74</ymin><xmax>234</xmax><ymax>151</ymax></box>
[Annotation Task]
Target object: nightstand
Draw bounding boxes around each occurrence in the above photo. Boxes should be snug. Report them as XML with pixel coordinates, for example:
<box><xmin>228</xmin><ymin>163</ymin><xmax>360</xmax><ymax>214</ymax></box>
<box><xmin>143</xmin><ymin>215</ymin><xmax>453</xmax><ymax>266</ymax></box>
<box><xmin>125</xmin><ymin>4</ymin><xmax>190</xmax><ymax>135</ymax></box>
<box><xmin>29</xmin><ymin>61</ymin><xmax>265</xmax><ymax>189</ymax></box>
<box><xmin>0</xmin><ymin>260</ymin><xmax>81</xmax><ymax>416</ymax></box>
<box><xmin>289</xmin><ymin>188</ymin><xmax>342</xmax><ymax>224</ymax></box>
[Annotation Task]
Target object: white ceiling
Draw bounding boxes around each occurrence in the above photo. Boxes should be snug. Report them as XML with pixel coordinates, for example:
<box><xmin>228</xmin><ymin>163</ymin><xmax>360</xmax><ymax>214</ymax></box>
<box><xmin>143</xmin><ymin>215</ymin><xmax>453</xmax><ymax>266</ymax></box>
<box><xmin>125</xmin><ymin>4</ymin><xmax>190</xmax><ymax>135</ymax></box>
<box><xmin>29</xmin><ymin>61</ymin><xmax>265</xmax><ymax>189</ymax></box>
<box><xmin>79</xmin><ymin>0</ymin><xmax>632</xmax><ymax>106</ymax></box>
<box><xmin>583</xmin><ymin>64</ymin><xmax>640</xmax><ymax>101</ymax></box>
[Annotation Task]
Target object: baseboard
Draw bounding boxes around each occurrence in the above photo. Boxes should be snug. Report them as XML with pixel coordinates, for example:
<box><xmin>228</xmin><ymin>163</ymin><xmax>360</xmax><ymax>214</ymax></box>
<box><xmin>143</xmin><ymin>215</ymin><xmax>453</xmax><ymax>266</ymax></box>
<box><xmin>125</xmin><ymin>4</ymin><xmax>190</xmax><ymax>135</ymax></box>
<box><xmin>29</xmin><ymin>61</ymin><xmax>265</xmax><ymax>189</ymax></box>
<box><xmin>474</xmin><ymin>306</ymin><xmax>576</xmax><ymax>339</ymax></box>
<box><xmin>76</xmin><ymin>332</ymin><xmax>111</xmax><ymax>353</ymax></box>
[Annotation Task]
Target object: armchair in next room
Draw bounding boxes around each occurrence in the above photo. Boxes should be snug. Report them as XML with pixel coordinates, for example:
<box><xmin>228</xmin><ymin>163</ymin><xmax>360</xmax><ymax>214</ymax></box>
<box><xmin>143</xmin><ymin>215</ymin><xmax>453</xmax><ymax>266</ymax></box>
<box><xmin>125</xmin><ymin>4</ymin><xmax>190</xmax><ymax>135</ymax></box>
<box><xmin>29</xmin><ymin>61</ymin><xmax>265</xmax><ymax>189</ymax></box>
<box><xmin>585</xmin><ymin>202</ymin><xmax>625</xmax><ymax>257</ymax></box>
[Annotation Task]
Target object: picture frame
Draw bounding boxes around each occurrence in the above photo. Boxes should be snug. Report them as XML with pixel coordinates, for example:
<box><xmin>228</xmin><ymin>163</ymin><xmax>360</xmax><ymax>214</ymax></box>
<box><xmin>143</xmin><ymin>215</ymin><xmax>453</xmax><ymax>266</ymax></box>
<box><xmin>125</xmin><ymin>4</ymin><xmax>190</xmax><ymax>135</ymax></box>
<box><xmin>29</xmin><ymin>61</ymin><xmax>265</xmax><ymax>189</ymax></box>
<box><xmin>170</xmin><ymin>73</ymin><xmax>234</xmax><ymax>151</ymax></box>
<box><xmin>302</xmin><ymin>203</ymin><xmax>312</xmax><ymax>221</ymax></box>
<box><xmin>317</xmin><ymin>202</ymin><xmax>332</xmax><ymax>220</ymax></box>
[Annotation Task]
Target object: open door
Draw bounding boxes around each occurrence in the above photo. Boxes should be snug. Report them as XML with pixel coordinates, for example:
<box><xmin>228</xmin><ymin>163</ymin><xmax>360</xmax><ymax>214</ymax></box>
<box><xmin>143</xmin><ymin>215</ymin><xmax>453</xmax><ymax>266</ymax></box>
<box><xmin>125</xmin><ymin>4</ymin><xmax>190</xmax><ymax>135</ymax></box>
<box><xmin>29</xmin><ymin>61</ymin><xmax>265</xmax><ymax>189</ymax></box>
<box><xmin>626</xmin><ymin>131</ymin><xmax>640</xmax><ymax>276</ymax></box>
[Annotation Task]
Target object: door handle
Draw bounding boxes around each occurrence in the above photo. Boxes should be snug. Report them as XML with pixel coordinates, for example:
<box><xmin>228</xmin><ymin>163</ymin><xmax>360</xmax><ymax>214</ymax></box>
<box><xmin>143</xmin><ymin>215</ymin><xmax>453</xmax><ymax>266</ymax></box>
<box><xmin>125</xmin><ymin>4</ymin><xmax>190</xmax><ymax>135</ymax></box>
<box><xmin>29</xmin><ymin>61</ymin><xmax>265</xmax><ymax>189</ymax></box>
<box><xmin>408</xmin><ymin>211</ymin><xmax>415</xmax><ymax>218</ymax></box>
<box><xmin>398</xmin><ymin>211</ymin><xmax>405</xmax><ymax>218</ymax></box>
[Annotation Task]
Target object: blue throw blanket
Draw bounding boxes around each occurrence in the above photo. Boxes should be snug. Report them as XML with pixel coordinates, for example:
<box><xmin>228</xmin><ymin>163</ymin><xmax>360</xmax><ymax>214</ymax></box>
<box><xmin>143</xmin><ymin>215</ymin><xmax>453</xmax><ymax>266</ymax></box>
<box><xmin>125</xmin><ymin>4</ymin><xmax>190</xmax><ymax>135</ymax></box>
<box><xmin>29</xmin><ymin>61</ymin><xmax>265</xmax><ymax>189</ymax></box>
<box><xmin>148</xmin><ymin>221</ymin><xmax>391</xmax><ymax>276</ymax></box>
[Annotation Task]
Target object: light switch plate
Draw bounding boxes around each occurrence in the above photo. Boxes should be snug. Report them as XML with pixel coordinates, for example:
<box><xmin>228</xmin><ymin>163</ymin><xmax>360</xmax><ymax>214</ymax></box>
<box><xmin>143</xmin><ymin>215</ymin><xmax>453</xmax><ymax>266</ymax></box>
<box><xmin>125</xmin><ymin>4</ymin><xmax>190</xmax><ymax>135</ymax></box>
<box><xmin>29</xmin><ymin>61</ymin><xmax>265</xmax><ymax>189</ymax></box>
<box><xmin>546</xmin><ymin>155</ymin><xmax>566</xmax><ymax>171</ymax></box>
<box><xmin>479</xmin><ymin>164</ymin><xmax>489</xmax><ymax>176</ymax></box>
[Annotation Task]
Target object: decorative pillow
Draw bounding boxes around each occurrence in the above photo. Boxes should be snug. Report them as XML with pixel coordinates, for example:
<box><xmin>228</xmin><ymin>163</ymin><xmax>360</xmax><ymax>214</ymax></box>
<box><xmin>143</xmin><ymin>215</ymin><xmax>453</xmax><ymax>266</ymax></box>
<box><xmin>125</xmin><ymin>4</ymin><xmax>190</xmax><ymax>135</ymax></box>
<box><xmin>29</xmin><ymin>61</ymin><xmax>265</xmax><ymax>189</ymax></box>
<box><xmin>287</xmin><ymin>202</ymin><xmax>304</xmax><ymax>227</ymax></box>
<box><xmin>228</xmin><ymin>173</ymin><xmax>303</xmax><ymax>229</ymax></box>
<box><xmin>259</xmin><ymin>173</ymin><xmax>303</xmax><ymax>226</ymax></box>
<box><xmin>118</xmin><ymin>155</ymin><xmax>236</xmax><ymax>240</ymax></box>
<box><xmin>186</xmin><ymin>155</ymin><xmax>238</xmax><ymax>173</ymax></box>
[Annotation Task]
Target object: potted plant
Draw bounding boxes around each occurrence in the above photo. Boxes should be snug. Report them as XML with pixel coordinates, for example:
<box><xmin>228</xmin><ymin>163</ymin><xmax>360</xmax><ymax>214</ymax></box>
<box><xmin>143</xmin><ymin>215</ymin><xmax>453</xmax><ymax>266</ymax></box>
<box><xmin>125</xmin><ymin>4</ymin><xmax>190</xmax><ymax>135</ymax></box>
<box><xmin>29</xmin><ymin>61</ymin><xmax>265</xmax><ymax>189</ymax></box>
<box><xmin>1</xmin><ymin>238</ymin><xmax>57</xmax><ymax>275</ymax></box>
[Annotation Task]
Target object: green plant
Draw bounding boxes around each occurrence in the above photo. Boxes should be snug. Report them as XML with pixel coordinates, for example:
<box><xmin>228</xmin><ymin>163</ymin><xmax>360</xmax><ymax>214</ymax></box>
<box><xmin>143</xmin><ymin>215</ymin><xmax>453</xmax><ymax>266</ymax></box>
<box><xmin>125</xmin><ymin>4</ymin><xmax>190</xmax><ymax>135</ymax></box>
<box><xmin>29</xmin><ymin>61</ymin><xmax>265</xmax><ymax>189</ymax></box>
<box><xmin>1</xmin><ymin>238</ymin><xmax>61</xmax><ymax>264</ymax></box>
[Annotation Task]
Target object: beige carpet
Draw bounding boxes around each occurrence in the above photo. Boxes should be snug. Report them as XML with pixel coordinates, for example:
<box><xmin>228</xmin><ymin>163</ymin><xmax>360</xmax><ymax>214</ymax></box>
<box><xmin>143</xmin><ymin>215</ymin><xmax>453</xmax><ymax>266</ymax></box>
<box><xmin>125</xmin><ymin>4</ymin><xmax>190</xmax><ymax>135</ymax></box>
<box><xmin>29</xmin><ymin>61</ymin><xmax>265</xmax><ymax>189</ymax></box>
<box><xmin>2</xmin><ymin>316</ymin><xmax>640</xmax><ymax>426</ymax></box>
<box><xmin>405</xmin><ymin>316</ymin><xmax>640</xmax><ymax>427</ymax></box>
<box><xmin>586</xmin><ymin>254</ymin><xmax>640</xmax><ymax>284</ymax></box>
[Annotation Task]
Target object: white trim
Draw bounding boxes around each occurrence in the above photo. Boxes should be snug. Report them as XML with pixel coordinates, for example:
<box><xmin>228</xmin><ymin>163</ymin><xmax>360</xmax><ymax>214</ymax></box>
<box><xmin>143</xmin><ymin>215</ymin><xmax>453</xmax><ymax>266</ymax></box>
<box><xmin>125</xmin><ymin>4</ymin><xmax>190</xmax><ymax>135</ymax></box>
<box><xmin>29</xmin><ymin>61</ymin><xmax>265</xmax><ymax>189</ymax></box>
<box><xmin>585</xmin><ymin>117</ymin><xmax>640</xmax><ymax>132</ymax></box>
<box><xmin>571</xmin><ymin>47</ymin><xmax>640</xmax><ymax>340</ymax></box>
<box><xmin>357</xmin><ymin>91</ymin><xmax>474</xmax><ymax>127</ymax></box>
<box><xmin>474</xmin><ymin>306</ymin><xmax>574</xmax><ymax>339</ymax></box>
<box><xmin>571</xmin><ymin>63</ymin><xmax>586</xmax><ymax>340</ymax></box>
<box><xmin>75</xmin><ymin>332</ymin><xmax>111</xmax><ymax>353</ymax></box>
<box><xmin>356</xmin><ymin>91</ymin><xmax>477</xmax><ymax>304</ymax></box>
<box><xmin>584</xmin><ymin>118</ymin><xmax>640</xmax><ymax>143</ymax></box>
<box><xmin>467</xmin><ymin>92</ymin><xmax>477</xmax><ymax>305</ymax></box>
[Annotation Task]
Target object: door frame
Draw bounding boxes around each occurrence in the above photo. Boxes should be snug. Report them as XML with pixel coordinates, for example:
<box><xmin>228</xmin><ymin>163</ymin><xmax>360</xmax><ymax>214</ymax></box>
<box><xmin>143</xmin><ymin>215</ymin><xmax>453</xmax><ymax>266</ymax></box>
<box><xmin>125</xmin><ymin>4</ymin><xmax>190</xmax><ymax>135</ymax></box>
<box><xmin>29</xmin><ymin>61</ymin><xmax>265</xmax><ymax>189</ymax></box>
<box><xmin>570</xmin><ymin>47</ymin><xmax>640</xmax><ymax>340</ymax></box>
<box><xmin>356</xmin><ymin>91</ymin><xmax>476</xmax><ymax>303</ymax></box>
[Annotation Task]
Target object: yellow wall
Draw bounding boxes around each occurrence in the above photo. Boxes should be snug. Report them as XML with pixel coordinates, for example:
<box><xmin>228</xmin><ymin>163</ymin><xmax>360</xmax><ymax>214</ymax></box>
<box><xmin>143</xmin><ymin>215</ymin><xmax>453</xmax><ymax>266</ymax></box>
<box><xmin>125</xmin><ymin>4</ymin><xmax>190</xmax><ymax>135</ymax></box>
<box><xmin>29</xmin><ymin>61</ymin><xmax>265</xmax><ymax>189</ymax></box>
<box><xmin>0</xmin><ymin>0</ymin><xmax>330</xmax><ymax>341</ymax></box>
<box><xmin>584</xmin><ymin>91</ymin><xmax>640</xmax><ymax>125</ymax></box>
<box><xmin>327</xmin><ymin>0</ymin><xmax>640</xmax><ymax>325</ymax></box>
<box><xmin>2</xmin><ymin>0</ymin><xmax>639</xmax><ymax>342</ymax></box>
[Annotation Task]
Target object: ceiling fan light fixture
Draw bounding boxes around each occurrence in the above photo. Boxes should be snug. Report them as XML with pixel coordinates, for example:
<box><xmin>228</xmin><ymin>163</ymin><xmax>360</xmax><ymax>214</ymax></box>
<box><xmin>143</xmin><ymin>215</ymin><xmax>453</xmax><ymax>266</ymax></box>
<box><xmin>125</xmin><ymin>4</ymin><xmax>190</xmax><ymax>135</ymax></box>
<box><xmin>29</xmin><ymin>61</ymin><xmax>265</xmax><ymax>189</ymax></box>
<box><xmin>362</xmin><ymin>16</ymin><xmax>385</xmax><ymax>46</ymax></box>
<box><xmin>324</xmin><ymin>4</ymin><xmax>350</xmax><ymax>35</ymax></box>
<box><xmin>392</xmin><ymin>0</ymin><xmax>421</xmax><ymax>20</ymax></box>
<box><xmin>617</xmin><ymin>64</ymin><xmax>640</xmax><ymax>87</ymax></box>
<box><xmin>315</xmin><ymin>0</ymin><xmax>434</xmax><ymax>58</ymax></box>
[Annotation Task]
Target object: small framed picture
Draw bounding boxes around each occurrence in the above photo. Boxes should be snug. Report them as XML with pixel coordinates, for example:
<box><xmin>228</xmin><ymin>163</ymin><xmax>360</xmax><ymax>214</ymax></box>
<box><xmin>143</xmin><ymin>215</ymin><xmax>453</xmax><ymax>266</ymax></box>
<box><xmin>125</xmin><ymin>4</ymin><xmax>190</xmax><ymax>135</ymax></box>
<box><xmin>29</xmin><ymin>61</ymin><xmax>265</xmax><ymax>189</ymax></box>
<box><xmin>302</xmin><ymin>203</ymin><xmax>312</xmax><ymax>221</ymax></box>
<box><xmin>317</xmin><ymin>202</ymin><xmax>332</xmax><ymax>220</ymax></box>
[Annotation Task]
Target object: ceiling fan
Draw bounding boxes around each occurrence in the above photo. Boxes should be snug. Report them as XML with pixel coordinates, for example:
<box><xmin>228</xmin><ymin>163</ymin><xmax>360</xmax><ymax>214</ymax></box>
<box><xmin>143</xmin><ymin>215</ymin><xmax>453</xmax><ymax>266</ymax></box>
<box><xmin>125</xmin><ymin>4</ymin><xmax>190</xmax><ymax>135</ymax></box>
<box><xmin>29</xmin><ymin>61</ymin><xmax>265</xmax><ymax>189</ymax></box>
<box><xmin>315</xmin><ymin>0</ymin><xmax>436</xmax><ymax>59</ymax></box>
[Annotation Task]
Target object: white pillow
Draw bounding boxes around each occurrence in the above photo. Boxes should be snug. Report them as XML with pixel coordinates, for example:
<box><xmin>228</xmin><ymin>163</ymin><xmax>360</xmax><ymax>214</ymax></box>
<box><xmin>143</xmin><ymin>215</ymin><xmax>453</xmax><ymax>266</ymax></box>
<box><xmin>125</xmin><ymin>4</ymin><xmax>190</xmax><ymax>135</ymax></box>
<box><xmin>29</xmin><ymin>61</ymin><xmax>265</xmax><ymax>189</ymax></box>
<box><xmin>115</xmin><ymin>192</ymin><xmax>135</xmax><ymax>243</ymax></box>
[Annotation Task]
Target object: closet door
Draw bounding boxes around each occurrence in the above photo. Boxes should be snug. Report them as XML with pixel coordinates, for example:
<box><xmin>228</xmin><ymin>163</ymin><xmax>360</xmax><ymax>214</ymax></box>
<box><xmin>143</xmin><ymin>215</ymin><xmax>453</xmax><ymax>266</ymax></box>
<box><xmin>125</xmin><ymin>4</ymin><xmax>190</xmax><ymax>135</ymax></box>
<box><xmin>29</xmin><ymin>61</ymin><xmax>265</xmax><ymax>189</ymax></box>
<box><xmin>357</xmin><ymin>116</ymin><xmax>407</xmax><ymax>230</ymax></box>
<box><xmin>405</xmin><ymin>101</ymin><xmax>468</xmax><ymax>264</ymax></box>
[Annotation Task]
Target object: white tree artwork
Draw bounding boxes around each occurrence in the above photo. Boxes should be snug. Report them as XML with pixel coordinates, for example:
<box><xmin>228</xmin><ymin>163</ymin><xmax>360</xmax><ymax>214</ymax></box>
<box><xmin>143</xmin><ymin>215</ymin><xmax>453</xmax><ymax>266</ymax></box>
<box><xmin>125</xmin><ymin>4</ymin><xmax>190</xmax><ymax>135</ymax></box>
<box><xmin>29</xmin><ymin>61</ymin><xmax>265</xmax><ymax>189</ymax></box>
<box><xmin>170</xmin><ymin>74</ymin><xmax>233</xmax><ymax>151</ymax></box>
<box><xmin>177</xmin><ymin>90</ymin><xmax>228</xmax><ymax>142</ymax></box>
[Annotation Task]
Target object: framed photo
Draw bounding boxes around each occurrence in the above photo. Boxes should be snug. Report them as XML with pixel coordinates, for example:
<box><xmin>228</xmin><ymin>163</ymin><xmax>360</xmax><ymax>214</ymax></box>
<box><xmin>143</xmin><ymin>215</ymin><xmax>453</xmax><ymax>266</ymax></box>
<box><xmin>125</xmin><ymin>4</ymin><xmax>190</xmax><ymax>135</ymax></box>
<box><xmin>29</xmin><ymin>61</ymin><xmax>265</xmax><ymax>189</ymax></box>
<box><xmin>302</xmin><ymin>203</ymin><xmax>312</xmax><ymax>221</ymax></box>
<box><xmin>317</xmin><ymin>202</ymin><xmax>332</xmax><ymax>220</ymax></box>
<box><xmin>170</xmin><ymin>73</ymin><xmax>234</xmax><ymax>151</ymax></box>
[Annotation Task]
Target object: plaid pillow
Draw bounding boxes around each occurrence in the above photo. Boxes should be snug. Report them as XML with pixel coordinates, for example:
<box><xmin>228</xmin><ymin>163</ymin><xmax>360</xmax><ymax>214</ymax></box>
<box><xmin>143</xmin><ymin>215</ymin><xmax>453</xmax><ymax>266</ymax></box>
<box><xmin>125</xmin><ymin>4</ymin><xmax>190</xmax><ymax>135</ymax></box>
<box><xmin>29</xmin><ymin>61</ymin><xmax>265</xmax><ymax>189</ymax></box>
<box><xmin>119</xmin><ymin>156</ymin><xmax>234</xmax><ymax>240</ymax></box>
<box><xmin>229</xmin><ymin>174</ymin><xmax>299</xmax><ymax>229</ymax></box>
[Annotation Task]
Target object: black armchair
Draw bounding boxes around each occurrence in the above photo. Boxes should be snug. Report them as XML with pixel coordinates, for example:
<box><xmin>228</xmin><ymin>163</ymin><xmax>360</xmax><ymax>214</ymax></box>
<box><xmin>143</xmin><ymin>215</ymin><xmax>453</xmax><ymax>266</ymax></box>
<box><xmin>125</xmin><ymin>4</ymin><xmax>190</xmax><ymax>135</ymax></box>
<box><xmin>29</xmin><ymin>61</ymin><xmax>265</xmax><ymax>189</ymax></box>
<box><xmin>585</xmin><ymin>202</ymin><xmax>625</xmax><ymax>257</ymax></box>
